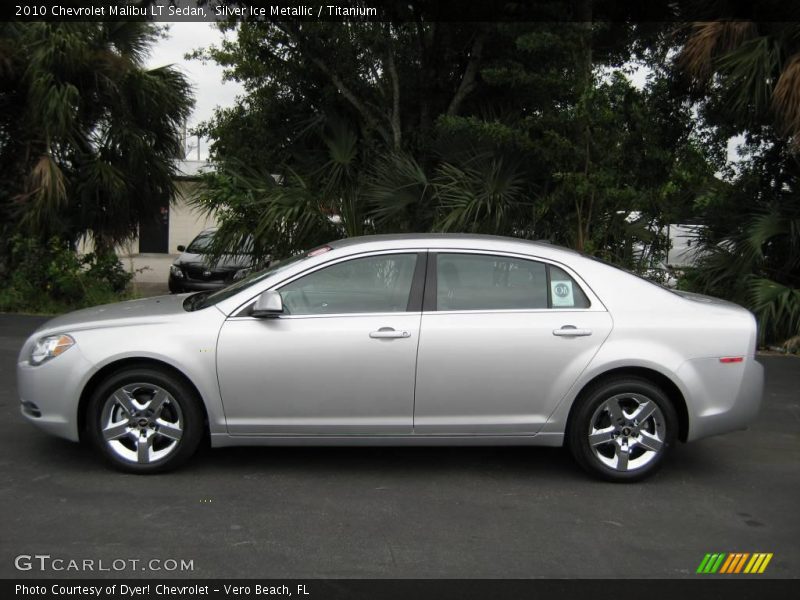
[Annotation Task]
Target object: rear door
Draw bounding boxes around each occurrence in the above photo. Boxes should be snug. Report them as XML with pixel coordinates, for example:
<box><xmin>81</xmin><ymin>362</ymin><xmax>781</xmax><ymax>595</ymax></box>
<box><xmin>413</xmin><ymin>251</ymin><xmax>612</xmax><ymax>434</ymax></box>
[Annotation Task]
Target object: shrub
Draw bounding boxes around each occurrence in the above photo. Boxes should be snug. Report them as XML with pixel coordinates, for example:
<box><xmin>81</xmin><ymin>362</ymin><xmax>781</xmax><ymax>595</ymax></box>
<box><xmin>0</xmin><ymin>236</ymin><xmax>133</xmax><ymax>314</ymax></box>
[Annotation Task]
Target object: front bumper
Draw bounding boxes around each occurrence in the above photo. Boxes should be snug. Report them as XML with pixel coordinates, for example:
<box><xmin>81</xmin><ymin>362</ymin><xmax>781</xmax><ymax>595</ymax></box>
<box><xmin>168</xmin><ymin>275</ymin><xmax>230</xmax><ymax>293</ymax></box>
<box><xmin>17</xmin><ymin>344</ymin><xmax>96</xmax><ymax>442</ymax></box>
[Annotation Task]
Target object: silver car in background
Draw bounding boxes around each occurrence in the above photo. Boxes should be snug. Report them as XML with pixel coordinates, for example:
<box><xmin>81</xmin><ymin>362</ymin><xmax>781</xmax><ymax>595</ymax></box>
<box><xmin>16</xmin><ymin>234</ymin><xmax>763</xmax><ymax>481</ymax></box>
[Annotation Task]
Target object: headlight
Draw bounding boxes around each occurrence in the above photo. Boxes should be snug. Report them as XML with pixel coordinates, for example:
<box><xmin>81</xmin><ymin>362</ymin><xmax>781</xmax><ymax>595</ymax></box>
<box><xmin>170</xmin><ymin>265</ymin><xmax>184</xmax><ymax>279</ymax></box>
<box><xmin>30</xmin><ymin>334</ymin><xmax>75</xmax><ymax>366</ymax></box>
<box><xmin>232</xmin><ymin>268</ymin><xmax>251</xmax><ymax>281</ymax></box>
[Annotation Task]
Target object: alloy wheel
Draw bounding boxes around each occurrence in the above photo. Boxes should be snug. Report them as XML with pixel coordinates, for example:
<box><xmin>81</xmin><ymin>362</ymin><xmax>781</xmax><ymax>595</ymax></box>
<box><xmin>100</xmin><ymin>383</ymin><xmax>184</xmax><ymax>465</ymax></box>
<box><xmin>587</xmin><ymin>392</ymin><xmax>666</xmax><ymax>472</ymax></box>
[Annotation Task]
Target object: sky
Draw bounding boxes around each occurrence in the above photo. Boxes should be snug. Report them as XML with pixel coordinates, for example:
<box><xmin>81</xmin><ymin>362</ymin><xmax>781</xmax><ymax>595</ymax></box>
<box><xmin>148</xmin><ymin>23</ymin><xmax>244</xmax><ymax>161</ymax></box>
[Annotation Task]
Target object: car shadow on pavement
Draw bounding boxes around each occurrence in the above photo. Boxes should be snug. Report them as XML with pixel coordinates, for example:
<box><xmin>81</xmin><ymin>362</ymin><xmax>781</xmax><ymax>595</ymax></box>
<box><xmin>18</xmin><ymin>427</ymin><xmax>733</xmax><ymax>486</ymax></box>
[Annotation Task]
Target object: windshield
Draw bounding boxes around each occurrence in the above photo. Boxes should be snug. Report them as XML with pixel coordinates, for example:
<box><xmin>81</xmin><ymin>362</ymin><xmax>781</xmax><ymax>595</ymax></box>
<box><xmin>185</xmin><ymin>252</ymin><xmax>312</xmax><ymax>311</ymax></box>
<box><xmin>186</xmin><ymin>230</ymin><xmax>255</xmax><ymax>256</ymax></box>
<box><xmin>185</xmin><ymin>231</ymin><xmax>214</xmax><ymax>254</ymax></box>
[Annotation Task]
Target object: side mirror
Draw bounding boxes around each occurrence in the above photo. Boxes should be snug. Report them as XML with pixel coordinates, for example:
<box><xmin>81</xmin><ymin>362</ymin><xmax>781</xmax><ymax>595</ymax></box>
<box><xmin>177</xmin><ymin>245</ymin><xmax>186</xmax><ymax>252</ymax></box>
<box><xmin>251</xmin><ymin>290</ymin><xmax>283</xmax><ymax>318</ymax></box>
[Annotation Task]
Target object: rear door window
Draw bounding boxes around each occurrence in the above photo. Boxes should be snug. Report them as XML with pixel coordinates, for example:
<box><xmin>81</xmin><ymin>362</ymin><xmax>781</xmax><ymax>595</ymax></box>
<box><xmin>435</xmin><ymin>253</ymin><xmax>590</xmax><ymax>310</ymax></box>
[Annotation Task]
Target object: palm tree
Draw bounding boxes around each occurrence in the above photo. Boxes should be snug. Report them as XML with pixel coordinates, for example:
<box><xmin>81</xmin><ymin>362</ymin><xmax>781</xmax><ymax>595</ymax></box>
<box><xmin>0</xmin><ymin>22</ymin><xmax>194</xmax><ymax>251</ymax></box>
<box><xmin>677</xmin><ymin>22</ymin><xmax>800</xmax><ymax>347</ymax></box>
<box><xmin>677</xmin><ymin>21</ymin><xmax>800</xmax><ymax>145</ymax></box>
<box><xmin>189</xmin><ymin>119</ymin><xmax>357</xmax><ymax>263</ymax></box>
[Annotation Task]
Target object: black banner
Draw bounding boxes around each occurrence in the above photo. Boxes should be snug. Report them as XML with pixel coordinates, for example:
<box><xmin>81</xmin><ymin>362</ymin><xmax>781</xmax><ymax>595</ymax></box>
<box><xmin>4</xmin><ymin>0</ymin><xmax>800</xmax><ymax>23</ymax></box>
<box><xmin>3</xmin><ymin>579</ymin><xmax>799</xmax><ymax>600</ymax></box>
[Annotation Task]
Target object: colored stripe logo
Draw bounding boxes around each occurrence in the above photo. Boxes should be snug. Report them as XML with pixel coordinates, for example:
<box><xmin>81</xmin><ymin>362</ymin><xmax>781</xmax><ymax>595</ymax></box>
<box><xmin>696</xmin><ymin>553</ymin><xmax>773</xmax><ymax>574</ymax></box>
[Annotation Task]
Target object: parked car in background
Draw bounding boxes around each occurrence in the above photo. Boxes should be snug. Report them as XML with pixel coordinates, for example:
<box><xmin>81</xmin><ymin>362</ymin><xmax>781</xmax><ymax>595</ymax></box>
<box><xmin>168</xmin><ymin>228</ymin><xmax>259</xmax><ymax>293</ymax></box>
<box><xmin>17</xmin><ymin>234</ymin><xmax>763</xmax><ymax>481</ymax></box>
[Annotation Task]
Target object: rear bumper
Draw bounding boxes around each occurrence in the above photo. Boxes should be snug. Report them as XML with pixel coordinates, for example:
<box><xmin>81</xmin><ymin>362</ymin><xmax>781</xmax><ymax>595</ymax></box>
<box><xmin>679</xmin><ymin>356</ymin><xmax>764</xmax><ymax>442</ymax></box>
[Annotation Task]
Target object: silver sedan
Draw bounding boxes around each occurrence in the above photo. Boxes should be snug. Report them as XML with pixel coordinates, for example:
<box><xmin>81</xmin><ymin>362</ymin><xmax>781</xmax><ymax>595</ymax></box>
<box><xmin>17</xmin><ymin>235</ymin><xmax>763</xmax><ymax>481</ymax></box>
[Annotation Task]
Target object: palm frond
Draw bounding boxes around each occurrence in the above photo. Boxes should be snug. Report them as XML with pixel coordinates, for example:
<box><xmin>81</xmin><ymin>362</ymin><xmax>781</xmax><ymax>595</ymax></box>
<box><xmin>678</xmin><ymin>21</ymin><xmax>756</xmax><ymax>81</ymax></box>
<box><xmin>716</xmin><ymin>35</ymin><xmax>782</xmax><ymax>121</ymax></box>
<box><xmin>18</xmin><ymin>154</ymin><xmax>68</xmax><ymax>232</ymax></box>
<box><xmin>772</xmin><ymin>52</ymin><xmax>800</xmax><ymax>143</ymax></box>
<box><xmin>433</xmin><ymin>153</ymin><xmax>530</xmax><ymax>234</ymax></box>
<box><xmin>101</xmin><ymin>21</ymin><xmax>160</xmax><ymax>65</ymax></box>
<box><xmin>363</xmin><ymin>152</ymin><xmax>431</xmax><ymax>230</ymax></box>
<box><xmin>745</xmin><ymin>210</ymin><xmax>787</xmax><ymax>259</ymax></box>
<box><xmin>190</xmin><ymin>163</ymin><xmax>336</xmax><ymax>262</ymax></box>
<box><xmin>749</xmin><ymin>277</ymin><xmax>800</xmax><ymax>345</ymax></box>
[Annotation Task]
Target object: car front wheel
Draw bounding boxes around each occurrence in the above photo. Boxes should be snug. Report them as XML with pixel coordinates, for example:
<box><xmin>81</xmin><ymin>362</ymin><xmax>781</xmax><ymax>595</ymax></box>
<box><xmin>567</xmin><ymin>377</ymin><xmax>677</xmax><ymax>482</ymax></box>
<box><xmin>86</xmin><ymin>367</ymin><xmax>204</xmax><ymax>473</ymax></box>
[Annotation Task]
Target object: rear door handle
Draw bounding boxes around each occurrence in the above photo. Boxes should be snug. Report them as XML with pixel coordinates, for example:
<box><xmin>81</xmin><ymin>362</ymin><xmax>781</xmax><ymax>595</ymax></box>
<box><xmin>553</xmin><ymin>325</ymin><xmax>592</xmax><ymax>337</ymax></box>
<box><xmin>369</xmin><ymin>327</ymin><xmax>410</xmax><ymax>339</ymax></box>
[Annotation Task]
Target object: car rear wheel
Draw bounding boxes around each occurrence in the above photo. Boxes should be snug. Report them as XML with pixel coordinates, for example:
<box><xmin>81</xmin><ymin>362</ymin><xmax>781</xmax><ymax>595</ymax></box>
<box><xmin>567</xmin><ymin>377</ymin><xmax>677</xmax><ymax>482</ymax></box>
<box><xmin>86</xmin><ymin>367</ymin><xmax>204</xmax><ymax>473</ymax></box>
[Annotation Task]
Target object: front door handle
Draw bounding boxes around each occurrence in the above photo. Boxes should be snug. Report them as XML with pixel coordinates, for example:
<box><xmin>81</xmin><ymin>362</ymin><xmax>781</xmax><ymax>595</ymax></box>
<box><xmin>553</xmin><ymin>325</ymin><xmax>592</xmax><ymax>337</ymax></box>
<box><xmin>369</xmin><ymin>327</ymin><xmax>410</xmax><ymax>339</ymax></box>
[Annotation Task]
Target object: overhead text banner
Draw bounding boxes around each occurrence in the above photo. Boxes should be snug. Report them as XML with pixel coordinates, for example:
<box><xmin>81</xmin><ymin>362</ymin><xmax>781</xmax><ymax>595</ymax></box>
<box><xmin>5</xmin><ymin>0</ymin><xmax>800</xmax><ymax>23</ymax></box>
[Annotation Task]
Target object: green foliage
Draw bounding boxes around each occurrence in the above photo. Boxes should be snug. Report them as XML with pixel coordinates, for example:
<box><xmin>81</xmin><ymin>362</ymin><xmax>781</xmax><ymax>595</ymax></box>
<box><xmin>191</xmin><ymin>162</ymin><xmax>339</xmax><ymax>261</ymax></box>
<box><xmin>673</xmin><ymin>19</ymin><xmax>800</xmax><ymax>345</ymax></box>
<box><xmin>194</xmin><ymin>13</ymin><xmax>798</xmax><ymax>342</ymax></box>
<box><xmin>0</xmin><ymin>237</ymin><xmax>133</xmax><ymax>314</ymax></box>
<box><xmin>195</xmin><ymin>22</ymin><xmax>713</xmax><ymax>274</ymax></box>
<box><xmin>686</xmin><ymin>137</ymin><xmax>800</xmax><ymax>345</ymax></box>
<box><xmin>0</xmin><ymin>22</ymin><xmax>194</xmax><ymax>249</ymax></box>
<box><xmin>749</xmin><ymin>279</ymin><xmax>800</xmax><ymax>347</ymax></box>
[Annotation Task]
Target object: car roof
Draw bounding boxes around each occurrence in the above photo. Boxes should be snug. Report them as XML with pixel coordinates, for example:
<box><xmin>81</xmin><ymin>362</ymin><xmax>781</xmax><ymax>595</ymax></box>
<box><xmin>325</xmin><ymin>233</ymin><xmax>576</xmax><ymax>255</ymax></box>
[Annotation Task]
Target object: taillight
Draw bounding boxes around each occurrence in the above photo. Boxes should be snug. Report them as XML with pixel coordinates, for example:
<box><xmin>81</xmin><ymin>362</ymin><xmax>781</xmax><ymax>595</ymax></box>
<box><xmin>719</xmin><ymin>357</ymin><xmax>744</xmax><ymax>364</ymax></box>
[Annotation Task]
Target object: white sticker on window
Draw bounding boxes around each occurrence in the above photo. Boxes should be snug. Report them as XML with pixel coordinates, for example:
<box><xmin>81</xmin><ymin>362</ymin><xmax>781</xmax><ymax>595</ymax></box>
<box><xmin>551</xmin><ymin>280</ymin><xmax>574</xmax><ymax>307</ymax></box>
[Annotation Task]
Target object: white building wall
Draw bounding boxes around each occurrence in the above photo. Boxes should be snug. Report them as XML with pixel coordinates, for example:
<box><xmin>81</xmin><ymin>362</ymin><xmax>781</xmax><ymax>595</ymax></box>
<box><xmin>168</xmin><ymin>180</ymin><xmax>218</xmax><ymax>254</ymax></box>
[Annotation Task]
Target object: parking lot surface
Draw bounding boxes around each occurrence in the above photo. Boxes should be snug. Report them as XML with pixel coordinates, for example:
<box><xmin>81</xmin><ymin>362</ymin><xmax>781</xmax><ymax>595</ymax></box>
<box><xmin>1</xmin><ymin>314</ymin><xmax>798</xmax><ymax>578</ymax></box>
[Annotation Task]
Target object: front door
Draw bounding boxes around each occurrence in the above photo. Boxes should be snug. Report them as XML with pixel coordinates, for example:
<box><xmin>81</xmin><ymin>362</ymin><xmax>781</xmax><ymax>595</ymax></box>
<box><xmin>217</xmin><ymin>252</ymin><xmax>423</xmax><ymax>435</ymax></box>
<box><xmin>413</xmin><ymin>252</ymin><xmax>613</xmax><ymax>434</ymax></box>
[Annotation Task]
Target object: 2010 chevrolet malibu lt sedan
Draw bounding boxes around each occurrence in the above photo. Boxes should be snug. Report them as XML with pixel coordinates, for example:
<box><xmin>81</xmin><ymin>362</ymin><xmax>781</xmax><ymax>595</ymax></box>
<box><xmin>17</xmin><ymin>234</ymin><xmax>764</xmax><ymax>481</ymax></box>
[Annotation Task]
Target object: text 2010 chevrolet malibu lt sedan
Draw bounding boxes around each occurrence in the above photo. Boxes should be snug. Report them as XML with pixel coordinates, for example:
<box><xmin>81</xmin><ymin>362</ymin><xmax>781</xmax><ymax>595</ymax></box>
<box><xmin>17</xmin><ymin>235</ymin><xmax>764</xmax><ymax>481</ymax></box>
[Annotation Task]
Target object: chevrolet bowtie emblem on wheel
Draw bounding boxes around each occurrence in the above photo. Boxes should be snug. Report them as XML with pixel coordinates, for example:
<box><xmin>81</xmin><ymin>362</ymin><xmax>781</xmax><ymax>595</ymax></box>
<box><xmin>696</xmin><ymin>552</ymin><xmax>773</xmax><ymax>574</ymax></box>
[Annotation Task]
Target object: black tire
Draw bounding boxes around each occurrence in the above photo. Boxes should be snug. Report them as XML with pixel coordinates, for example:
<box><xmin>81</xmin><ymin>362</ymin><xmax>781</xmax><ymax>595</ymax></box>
<box><xmin>567</xmin><ymin>377</ymin><xmax>677</xmax><ymax>482</ymax></box>
<box><xmin>86</xmin><ymin>367</ymin><xmax>204</xmax><ymax>474</ymax></box>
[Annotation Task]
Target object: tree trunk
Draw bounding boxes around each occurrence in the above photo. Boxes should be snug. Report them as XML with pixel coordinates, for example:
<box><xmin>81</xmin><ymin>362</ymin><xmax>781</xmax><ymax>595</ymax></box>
<box><xmin>446</xmin><ymin>28</ymin><xmax>486</xmax><ymax>116</ymax></box>
<box><xmin>574</xmin><ymin>0</ymin><xmax>593</xmax><ymax>252</ymax></box>
<box><xmin>385</xmin><ymin>31</ymin><xmax>402</xmax><ymax>152</ymax></box>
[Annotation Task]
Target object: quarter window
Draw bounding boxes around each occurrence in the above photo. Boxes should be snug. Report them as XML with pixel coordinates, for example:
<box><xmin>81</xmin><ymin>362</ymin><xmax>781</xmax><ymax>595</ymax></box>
<box><xmin>435</xmin><ymin>253</ymin><xmax>590</xmax><ymax>310</ymax></box>
<box><xmin>549</xmin><ymin>265</ymin><xmax>590</xmax><ymax>308</ymax></box>
<box><xmin>279</xmin><ymin>254</ymin><xmax>418</xmax><ymax>315</ymax></box>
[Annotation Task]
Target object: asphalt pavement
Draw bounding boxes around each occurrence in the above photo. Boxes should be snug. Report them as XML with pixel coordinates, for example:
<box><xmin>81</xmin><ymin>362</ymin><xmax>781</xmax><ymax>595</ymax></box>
<box><xmin>0</xmin><ymin>314</ymin><xmax>798</xmax><ymax>579</ymax></box>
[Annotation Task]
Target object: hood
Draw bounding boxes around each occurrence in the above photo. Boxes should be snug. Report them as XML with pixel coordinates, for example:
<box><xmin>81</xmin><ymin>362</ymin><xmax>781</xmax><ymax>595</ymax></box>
<box><xmin>173</xmin><ymin>252</ymin><xmax>253</xmax><ymax>270</ymax></box>
<box><xmin>35</xmin><ymin>294</ymin><xmax>192</xmax><ymax>336</ymax></box>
